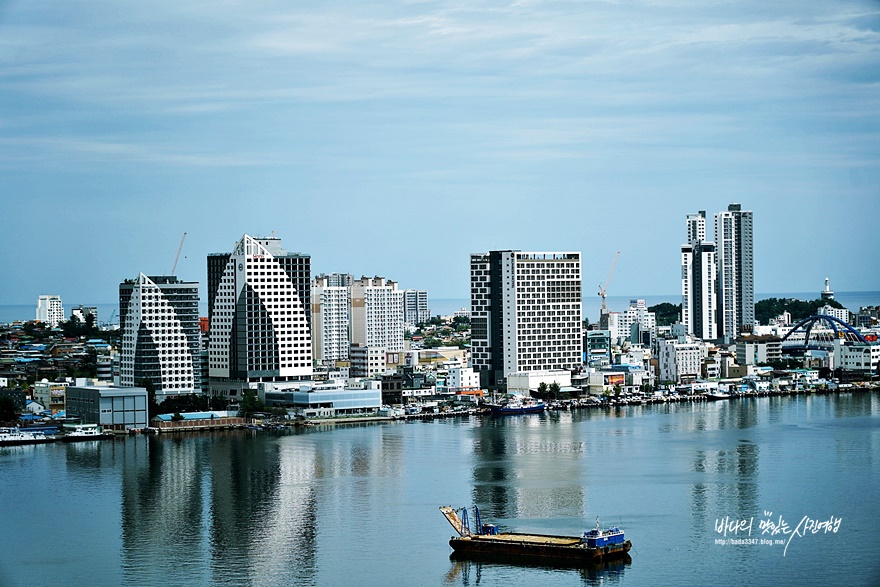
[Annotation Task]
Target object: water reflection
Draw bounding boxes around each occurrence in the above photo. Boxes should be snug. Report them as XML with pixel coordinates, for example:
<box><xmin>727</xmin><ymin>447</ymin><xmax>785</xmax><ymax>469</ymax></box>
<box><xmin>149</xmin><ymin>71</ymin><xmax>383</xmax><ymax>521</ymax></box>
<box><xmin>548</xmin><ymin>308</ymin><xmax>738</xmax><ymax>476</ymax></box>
<box><xmin>470</xmin><ymin>414</ymin><xmax>586</xmax><ymax>523</ymax></box>
<box><xmin>443</xmin><ymin>555</ymin><xmax>631</xmax><ymax>585</ymax></box>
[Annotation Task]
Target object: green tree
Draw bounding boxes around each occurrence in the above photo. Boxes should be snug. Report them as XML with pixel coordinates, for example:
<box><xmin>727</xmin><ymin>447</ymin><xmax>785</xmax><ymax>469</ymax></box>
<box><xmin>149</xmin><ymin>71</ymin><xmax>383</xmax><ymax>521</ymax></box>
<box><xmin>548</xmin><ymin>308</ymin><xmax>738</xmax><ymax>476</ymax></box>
<box><xmin>549</xmin><ymin>381</ymin><xmax>561</xmax><ymax>400</ymax></box>
<box><xmin>239</xmin><ymin>389</ymin><xmax>265</xmax><ymax>418</ymax></box>
<box><xmin>648</xmin><ymin>303</ymin><xmax>682</xmax><ymax>326</ymax></box>
<box><xmin>537</xmin><ymin>382</ymin><xmax>548</xmax><ymax>398</ymax></box>
<box><xmin>171</xmin><ymin>412</ymin><xmax>184</xmax><ymax>422</ymax></box>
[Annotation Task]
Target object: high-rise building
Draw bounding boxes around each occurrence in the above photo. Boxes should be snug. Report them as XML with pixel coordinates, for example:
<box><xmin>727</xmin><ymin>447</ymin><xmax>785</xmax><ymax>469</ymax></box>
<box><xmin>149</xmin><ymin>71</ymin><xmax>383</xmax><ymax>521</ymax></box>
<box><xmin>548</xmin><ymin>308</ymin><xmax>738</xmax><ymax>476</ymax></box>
<box><xmin>311</xmin><ymin>273</ymin><xmax>352</xmax><ymax>365</ymax></box>
<box><xmin>207</xmin><ymin>234</ymin><xmax>312</xmax><ymax>397</ymax></box>
<box><xmin>715</xmin><ymin>204</ymin><xmax>754</xmax><ymax>340</ymax></box>
<box><xmin>470</xmin><ymin>251</ymin><xmax>583</xmax><ymax>387</ymax></box>
<box><xmin>36</xmin><ymin>295</ymin><xmax>64</xmax><ymax>327</ymax></box>
<box><xmin>682</xmin><ymin>211</ymin><xmax>718</xmax><ymax>341</ymax></box>
<box><xmin>119</xmin><ymin>273</ymin><xmax>201</xmax><ymax>399</ymax></box>
<box><xmin>350</xmin><ymin>276</ymin><xmax>404</xmax><ymax>353</ymax></box>
<box><xmin>403</xmin><ymin>289</ymin><xmax>430</xmax><ymax>325</ymax></box>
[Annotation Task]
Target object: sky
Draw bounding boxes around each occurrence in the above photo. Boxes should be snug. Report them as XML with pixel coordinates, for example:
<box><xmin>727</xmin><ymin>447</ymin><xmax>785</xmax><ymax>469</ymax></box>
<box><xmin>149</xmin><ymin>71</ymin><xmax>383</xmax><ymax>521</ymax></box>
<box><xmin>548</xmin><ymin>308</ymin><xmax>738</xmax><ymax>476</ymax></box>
<box><xmin>1</xmin><ymin>0</ymin><xmax>878</xmax><ymax>307</ymax></box>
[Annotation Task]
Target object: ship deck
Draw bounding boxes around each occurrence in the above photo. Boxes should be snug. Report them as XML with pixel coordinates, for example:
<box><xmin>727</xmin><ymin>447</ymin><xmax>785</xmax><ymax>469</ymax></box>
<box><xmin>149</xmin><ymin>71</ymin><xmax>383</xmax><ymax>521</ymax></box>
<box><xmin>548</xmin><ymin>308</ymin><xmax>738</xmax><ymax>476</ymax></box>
<box><xmin>464</xmin><ymin>533</ymin><xmax>583</xmax><ymax>546</ymax></box>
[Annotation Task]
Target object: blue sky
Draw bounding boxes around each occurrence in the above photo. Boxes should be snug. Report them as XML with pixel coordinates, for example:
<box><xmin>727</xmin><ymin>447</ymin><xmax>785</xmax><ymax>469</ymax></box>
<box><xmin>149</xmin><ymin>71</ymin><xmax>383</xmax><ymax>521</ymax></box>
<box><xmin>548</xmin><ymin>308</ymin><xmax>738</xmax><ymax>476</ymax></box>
<box><xmin>1</xmin><ymin>0</ymin><xmax>878</xmax><ymax>306</ymax></box>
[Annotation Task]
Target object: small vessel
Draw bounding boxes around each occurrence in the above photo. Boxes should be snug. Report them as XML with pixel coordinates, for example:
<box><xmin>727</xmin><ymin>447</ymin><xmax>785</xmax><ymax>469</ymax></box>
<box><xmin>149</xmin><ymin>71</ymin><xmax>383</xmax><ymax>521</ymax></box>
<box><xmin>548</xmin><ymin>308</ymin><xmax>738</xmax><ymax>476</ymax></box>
<box><xmin>705</xmin><ymin>391</ymin><xmax>731</xmax><ymax>400</ymax></box>
<box><xmin>61</xmin><ymin>424</ymin><xmax>114</xmax><ymax>442</ymax></box>
<box><xmin>440</xmin><ymin>506</ymin><xmax>632</xmax><ymax>565</ymax></box>
<box><xmin>486</xmin><ymin>396</ymin><xmax>545</xmax><ymax>416</ymax></box>
<box><xmin>0</xmin><ymin>427</ymin><xmax>55</xmax><ymax>446</ymax></box>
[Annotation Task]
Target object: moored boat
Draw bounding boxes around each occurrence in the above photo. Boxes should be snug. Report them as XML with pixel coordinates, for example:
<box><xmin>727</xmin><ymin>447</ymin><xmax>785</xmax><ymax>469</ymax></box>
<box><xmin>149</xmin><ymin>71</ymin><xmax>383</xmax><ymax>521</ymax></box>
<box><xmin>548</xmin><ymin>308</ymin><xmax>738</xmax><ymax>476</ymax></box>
<box><xmin>61</xmin><ymin>424</ymin><xmax>114</xmax><ymax>442</ymax></box>
<box><xmin>485</xmin><ymin>396</ymin><xmax>545</xmax><ymax>415</ymax></box>
<box><xmin>440</xmin><ymin>506</ymin><xmax>632</xmax><ymax>565</ymax></box>
<box><xmin>0</xmin><ymin>427</ymin><xmax>55</xmax><ymax>447</ymax></box>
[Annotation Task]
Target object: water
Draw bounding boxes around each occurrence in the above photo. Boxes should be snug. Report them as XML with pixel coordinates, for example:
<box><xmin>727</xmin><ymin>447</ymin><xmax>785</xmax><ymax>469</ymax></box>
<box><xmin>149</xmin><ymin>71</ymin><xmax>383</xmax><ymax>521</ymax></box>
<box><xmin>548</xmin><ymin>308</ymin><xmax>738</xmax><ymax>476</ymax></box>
<box><xmin>1</xmin><ymin>393</ymin><xmax>879</xmax><ymax>586</ymax></box>
<box><xmin>3</xmin><ymin>291</ymin><xmax>877</xmax><ymax>325</ymax></box>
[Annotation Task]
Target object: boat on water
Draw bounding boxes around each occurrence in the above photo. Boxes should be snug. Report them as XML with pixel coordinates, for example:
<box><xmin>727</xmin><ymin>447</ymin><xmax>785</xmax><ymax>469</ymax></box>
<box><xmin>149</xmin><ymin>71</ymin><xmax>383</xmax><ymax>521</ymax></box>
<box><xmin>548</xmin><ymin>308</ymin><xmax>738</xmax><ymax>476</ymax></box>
<box><xmin>440</xmin><ymin>506</ymin><xmax>632</xmax><ymax>565</ymax></box>
<box><xmin>485</xmin><ymin>396</ymin><xmax>545</xmax><ymax>415</ymax></box>
<box><xmin>705</xmin><ymin>391</ymin><xmax>731</xmax><ymax>400</ymax></box>
<box><xmin>0</xmin><ymin>427</ymin><xmax>55</xmax><ymax>447</ymax></box>
<box><xmin>60</xmin><ymin>424</ymin><xmax>114</xmax><ymax>442</ymax></box>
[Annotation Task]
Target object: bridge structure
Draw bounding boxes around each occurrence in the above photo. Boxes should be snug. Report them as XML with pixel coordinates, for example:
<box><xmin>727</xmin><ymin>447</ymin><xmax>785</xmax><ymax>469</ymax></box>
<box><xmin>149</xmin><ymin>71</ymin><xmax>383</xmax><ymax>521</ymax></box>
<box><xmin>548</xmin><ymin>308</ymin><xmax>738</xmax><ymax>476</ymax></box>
<box><xmin>781</xmin><ymin>314</ymin><xmax>867</xmax><ymax>354</ymax></box>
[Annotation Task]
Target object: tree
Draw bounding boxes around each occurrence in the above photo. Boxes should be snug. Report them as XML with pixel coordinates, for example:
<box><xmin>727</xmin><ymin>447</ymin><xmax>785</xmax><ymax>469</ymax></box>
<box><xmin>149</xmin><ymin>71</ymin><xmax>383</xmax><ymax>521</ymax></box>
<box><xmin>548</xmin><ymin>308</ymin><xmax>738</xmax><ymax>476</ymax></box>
<box><xmin>139</xmin><ymin>378</ymin><xmax>159</xmax><ymax>419</ymax></box>
<box><xmin>648</xmin><ymin>303</ymin><xmax>682</xmax><ymax>327</ymax></box>
<box><xmin>239</xmin><ymin>389</ymin><xmax>265</xmax><ymax>418</ymax></box>
<box><xmin>171</xmin><ymin>412</ymin><xmax>184</xmax><ymax>422</ymax></box>
<box><xmin>537</xmin><ymin>382</ymin><xmax>548</xmax><ymax>398</ymax></box>
<box><xmin>0</xmin><ymin>396</ymin><xmax>18</xmax><ymax>423</ymax></box>
<box><xmin>549</xmin><ymin>381</ymin><xmax>561</xmax><ymax>400</ymax></box>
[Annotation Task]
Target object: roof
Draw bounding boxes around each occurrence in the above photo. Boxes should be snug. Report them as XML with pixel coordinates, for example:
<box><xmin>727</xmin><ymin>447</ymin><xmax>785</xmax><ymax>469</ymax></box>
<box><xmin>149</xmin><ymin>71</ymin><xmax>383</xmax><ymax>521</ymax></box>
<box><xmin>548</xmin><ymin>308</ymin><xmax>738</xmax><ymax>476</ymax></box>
<box><xmin>154</xmin><ymin>411</ymin><xmax>227</xmax><ymax>421</ymax></box>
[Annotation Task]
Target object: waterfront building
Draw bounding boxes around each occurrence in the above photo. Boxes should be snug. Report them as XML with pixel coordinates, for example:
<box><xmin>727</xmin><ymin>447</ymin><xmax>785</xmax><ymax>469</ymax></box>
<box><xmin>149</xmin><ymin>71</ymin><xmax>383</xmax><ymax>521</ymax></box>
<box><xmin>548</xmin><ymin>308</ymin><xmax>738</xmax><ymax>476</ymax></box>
<box><xmin>506</xmin><ymin>369</ymin><xmax>572</xmax><ymax>395</ymax></box>
<box><xmin>311</xmin><ymin>273</ymin><xmax>352</xmax><ymax>365</ymax></box>
<box><xmin>657</xmin><ymin>337</ymin><xmax>702</xmax><ymax>384</ymax></box>
<box><xmin>262</xmin><ymin>379</ymin><xmax>382</xmax><ymax>418</ymax></box>
<box><xmin>446</xmin><ymin>364</ymin><xmax>480</xmax><ymax>392</ymax></box>
<box><xmin>207</xmin><ymin>234</ymin><xmax>312</xmax><ymax>399</ymax></box>
<box><xmin>36</xmin><ymin>295</ymin><xmax>64</xmax><ymax>327</ymax></box>
<box><xmin>349</xmin><ymin>343</ymin><xmax>386</xmax><ymax>378</ymax></box>
<box><xmin>403</xmin><ymin>289</ymin><xmax>430</xmax><ymax>325</ymax></box>
<box><xmin>715</xmin><ymin>204</ymin><xmax>755</xmax><ymax>340</ymax></box>
<box><xmin>470</xmin><ymin>251</ymin><xmax>583</xmax><ymax>388</ymax></box>
<box><xmin>735</xmin><ymin>335</ymin><xmax>782</xmax><ymax>366</ymax></box>
<box><xmin>350</xmin><ymin>276</ymin><xmax>404</xmax><ymax>353</ymax></box>
<box><xmin>119</xmin><ymin>274</ymin><xmax>201</xmax><ymax>400</ymax></box>
<box><xmin>834</xmin><ymin>340</ymin><xmax>880</xmax><ymax>375</ymax></box>
<box><xmin>65</xmin><ymin>385</ymin><xmax>149</xmax><ymax>430</ymax></box>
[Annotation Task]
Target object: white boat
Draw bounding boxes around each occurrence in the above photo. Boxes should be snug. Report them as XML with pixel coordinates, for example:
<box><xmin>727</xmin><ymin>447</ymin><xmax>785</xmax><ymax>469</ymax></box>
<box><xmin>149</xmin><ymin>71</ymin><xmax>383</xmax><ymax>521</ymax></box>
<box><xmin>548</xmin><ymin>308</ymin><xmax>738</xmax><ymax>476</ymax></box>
<box><xmin>0</xmin><ymin>427</ymin><xmax>55</xmax><ymax>446</ymax></box>
<box><xmin>61</xmin><ymin>424</ymin><xmax>114</xmax><ymax>442</ymax></box>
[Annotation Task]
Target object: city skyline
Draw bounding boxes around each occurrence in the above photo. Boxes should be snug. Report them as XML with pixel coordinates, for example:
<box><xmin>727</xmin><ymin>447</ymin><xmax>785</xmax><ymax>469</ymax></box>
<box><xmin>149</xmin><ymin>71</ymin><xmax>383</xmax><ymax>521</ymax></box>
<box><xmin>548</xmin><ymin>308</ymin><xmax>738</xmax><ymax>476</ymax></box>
<box><xmin>1</xmin><ymin>1</ymin><xmax>878</xmax><ymax>306</ymax></box>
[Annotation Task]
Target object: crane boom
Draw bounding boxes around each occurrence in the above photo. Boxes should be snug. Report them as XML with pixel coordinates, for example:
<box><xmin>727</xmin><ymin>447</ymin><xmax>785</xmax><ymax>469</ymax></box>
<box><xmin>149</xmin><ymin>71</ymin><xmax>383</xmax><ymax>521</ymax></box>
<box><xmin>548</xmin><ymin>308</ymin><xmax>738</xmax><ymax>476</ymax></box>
<box><xmin>598</xmin><ymin>251</ymin><xmax>620</xmax><ymax>315</ymax></box>
<box><xmin>170</xmin><ymin>232</ymin><xmax>187</xmax><ymax>275</ymax></box>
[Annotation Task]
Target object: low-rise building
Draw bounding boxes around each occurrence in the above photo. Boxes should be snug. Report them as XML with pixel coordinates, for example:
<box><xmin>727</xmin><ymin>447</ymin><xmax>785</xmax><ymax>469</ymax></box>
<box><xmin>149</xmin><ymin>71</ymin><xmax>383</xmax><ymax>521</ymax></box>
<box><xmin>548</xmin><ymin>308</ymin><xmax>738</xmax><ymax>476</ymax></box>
<box><xmin>32</xmin><ymin>380</ymin><xmax>68</xmax><ymax>414</ymax></box>
<box><xmin>658</xmin><ymin>338</ymin><xmax>702</xmax><ymax>384</ymax></box>
<box><xmin>65</xmin><ymin>385</ymin><xmax>149</xmax><ymax>430</ymax></box>
<box><xmin>735</xmin><ymin>335</ymin><xmax>782</xmax><ymax>366</ymax></box>
<box><xmin>350</xmin><ymin>344</ymin><xmax>386</xmax><ymax>378</ymax></box>
<box><xmin>506</xmin><ymin>370</ymin><xmax>572</xmax><ymax>394</ymax></box>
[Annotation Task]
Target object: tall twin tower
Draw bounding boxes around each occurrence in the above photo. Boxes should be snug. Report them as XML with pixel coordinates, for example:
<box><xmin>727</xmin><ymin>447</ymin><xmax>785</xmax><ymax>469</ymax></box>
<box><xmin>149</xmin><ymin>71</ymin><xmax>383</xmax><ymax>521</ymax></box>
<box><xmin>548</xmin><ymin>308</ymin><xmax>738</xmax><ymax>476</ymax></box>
<box><xmin>681</xmin><ymin>204</ymin><xmax>754</xmax><ymax>342</ymax></box>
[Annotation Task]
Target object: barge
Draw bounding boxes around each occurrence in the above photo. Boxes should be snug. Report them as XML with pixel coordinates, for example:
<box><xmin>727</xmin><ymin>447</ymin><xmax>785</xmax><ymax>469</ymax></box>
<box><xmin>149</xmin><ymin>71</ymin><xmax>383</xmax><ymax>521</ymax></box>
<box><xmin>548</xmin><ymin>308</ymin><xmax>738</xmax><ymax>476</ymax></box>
<box><xmin>440</xmin><ymin>506</ymin><xmax>631</xmax><ymax>565</ymax></box>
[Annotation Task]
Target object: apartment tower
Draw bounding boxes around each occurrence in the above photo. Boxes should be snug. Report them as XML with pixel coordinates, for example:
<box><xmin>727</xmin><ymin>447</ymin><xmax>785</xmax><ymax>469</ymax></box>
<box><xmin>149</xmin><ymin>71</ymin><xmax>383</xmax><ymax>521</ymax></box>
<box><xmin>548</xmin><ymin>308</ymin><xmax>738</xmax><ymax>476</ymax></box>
<box><xmin>715</xmin><ymin>204</ymin><xmax>754</xmax><ymax>340</ymax></box>
<box><xmin>470</xmin><ymin>251</ymin><xmax>583</xmax><ymax>388</ymax></box>
<box><xmin>119</xmin><ymin>274</ymin><xmax>201</xmax><ymax>399</ymax></box>
<box><xmin>350</xmin><ymin>276</ymin><xmax>404</xmax><ymax>353</ymax></box>
<box><xmin>207</xmin><ymin>234</ymin><xmax>312</xmax><ymax>397</ymax></box>
<box><xmin>311</xmin><ymin>273</ymin><xmax>352</xmax><ymax>365</ymax></box>
<box><xmin>681</xmin><ymin>211</ymin><xmax>718</xmax><ymax>340</ymax></box>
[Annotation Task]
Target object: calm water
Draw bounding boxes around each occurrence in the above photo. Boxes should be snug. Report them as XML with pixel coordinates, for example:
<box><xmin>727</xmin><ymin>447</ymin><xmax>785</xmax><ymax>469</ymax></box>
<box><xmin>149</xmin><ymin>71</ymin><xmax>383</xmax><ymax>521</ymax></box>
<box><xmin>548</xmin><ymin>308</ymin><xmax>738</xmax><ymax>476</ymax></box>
<box><xmin>3</xmin><ymin>291</ymin><xmax>878</xmax><ymax>324</ymax></box>
<box><xmin>1</xmin><ymin>394</ymin><xmax>878</xmax><ymax>586</ymax></box>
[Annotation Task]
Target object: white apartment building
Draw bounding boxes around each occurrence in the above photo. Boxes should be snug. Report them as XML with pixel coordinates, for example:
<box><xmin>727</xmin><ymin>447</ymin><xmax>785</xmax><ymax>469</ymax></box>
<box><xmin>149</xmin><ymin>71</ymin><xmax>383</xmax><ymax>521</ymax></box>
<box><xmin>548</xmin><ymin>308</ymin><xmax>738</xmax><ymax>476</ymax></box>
<box><xmin>207</xmin><ymin>234</ymin><xmax>313</xmax><ymax>397</ymax></box>
<box><xmin>835</xmin><ymin>341</ymin><xmax>880</xmax><ymax>374</ymax></box>
<box><xmin>681</xmin><ymin>243</ymin><xmax>718</xmax><ymax>341</ymax></box>
<box><xmin>735</xmin><ymin>335</ymin><xmax>782</xmax><ymax>366</ymax></box>
<box><xmin>350</xmin><ymin>276</ymin><xmax>404</xmax><ymax>353</ymax></box>
<box><xmin>119</xmin><ymin>274</ymin><xmax>201</xmax><ymax>399</ymax></box>
<box><xmin>447</xmin><ymin>365</ymin><xmax>481</xmax><ymax>391</ymax></box>
<box><xmin>606</xmin><ymin>300</ymin><xmax>657</xmax><ymax>346</ymax></box>
<box><xmin>715</xmin><ymin>204</ymin><xmax>755</xmax><ymax>340</ymax></box>
<box><xmin>818</xmin><ymin>305</ymin><xmax>850</xmax><ymax>323</ymax></box>
<box><xmin>36</xmin><ymin>295</ymin><xmax>64</xmax><ymax>327</ymax></box>
<box><xmin>403</xmin><ymin>289</ymin><xmax>430</xmax><ymax>325</ymax></box>
<box><xmin>658</xmin><ymin>338</ymin><xmax>703</xmax><ymax>384</ymax></box>
<box><xmin>71</xmin><ymin>305</ymin><xmax>98</xmax><ymax>325</ymax></box>
<box><xmin>470</xmin><ymin>251</ymin><xmax>583</xmax><ymax>387</ymax></box>
<box><xmin>312</xmin><ymin>273</ymin><xmax>352</xmax><ymax>364</ymax></box>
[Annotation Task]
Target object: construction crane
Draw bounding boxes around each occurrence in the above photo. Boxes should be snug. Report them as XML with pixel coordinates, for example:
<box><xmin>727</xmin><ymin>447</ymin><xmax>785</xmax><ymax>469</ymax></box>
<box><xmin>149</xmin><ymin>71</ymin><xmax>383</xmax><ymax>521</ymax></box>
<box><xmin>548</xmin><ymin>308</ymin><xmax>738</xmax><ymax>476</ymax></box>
<box><xmin>598</xmin><ymin>251</ymin><xmax>620</xmax><ymax>316</ymax></box>
<box><xmin>170</xmin><ymin>232</ymin><xmax>187</xmax><ymax>276</ymax></box>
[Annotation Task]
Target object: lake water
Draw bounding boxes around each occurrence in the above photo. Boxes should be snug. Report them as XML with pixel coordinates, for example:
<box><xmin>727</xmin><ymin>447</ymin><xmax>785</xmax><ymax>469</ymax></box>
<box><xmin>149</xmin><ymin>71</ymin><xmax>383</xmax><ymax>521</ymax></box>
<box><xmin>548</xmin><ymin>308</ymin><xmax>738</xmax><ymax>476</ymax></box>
<box><xmin>1</xmin><ymin>393</ymin><xmax>878</xmax><ymax>586</ymax></box>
